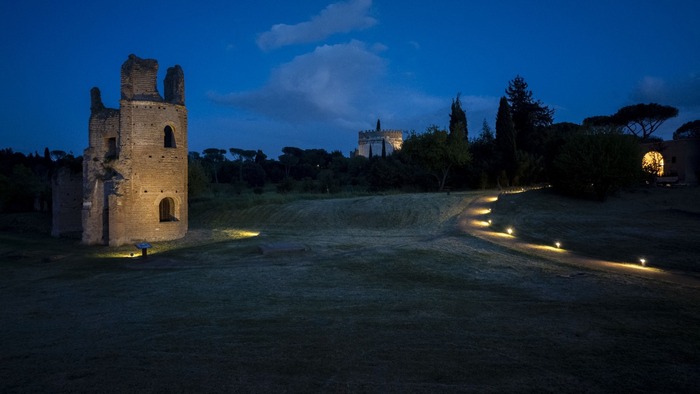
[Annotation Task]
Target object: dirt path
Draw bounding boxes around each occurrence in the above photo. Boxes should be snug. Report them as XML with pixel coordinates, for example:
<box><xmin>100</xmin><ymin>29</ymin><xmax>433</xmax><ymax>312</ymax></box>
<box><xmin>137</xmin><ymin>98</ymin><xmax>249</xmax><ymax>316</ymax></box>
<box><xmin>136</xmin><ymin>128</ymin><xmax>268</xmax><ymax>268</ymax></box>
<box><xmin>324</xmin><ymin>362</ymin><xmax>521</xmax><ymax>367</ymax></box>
<box><xmin>459</xmin><ymin>192</ymin><xmax>700</xmax><ymax>288</ymax></box>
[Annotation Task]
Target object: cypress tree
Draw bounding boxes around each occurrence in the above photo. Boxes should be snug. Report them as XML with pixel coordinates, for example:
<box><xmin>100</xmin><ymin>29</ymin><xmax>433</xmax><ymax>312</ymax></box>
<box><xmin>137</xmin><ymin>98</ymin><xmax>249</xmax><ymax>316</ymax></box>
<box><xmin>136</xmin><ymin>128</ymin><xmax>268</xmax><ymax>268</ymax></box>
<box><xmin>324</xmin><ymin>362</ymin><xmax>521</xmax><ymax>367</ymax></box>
<box><xmin>496</xmin><ymin>96</ymin><xmax>517</xmax><ymax>185</ymax></box>
<box><xmin>449</xmin><ymin>93</ymin><xmax>468</xmax><ymax>142</ymax></box>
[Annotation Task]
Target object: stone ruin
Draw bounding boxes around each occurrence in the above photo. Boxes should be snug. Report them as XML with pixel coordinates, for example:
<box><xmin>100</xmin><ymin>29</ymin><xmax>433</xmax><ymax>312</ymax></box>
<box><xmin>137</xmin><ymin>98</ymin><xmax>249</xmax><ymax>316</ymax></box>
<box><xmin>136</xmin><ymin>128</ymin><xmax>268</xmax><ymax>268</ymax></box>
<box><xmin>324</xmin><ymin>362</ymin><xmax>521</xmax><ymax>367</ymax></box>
<box><xmin>52</xmin><ymin>54</ymin><xmax>188</xmax><ymax>246</ymax></box>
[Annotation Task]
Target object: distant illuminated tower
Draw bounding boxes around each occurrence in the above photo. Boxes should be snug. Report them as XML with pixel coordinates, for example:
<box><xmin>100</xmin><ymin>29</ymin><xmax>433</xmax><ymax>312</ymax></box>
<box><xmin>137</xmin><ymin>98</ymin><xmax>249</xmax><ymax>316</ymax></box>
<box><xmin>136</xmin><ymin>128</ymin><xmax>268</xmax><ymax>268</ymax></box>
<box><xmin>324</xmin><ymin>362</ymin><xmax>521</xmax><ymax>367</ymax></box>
<box><xmin>357</xmin><ymin>119</ymin><xmax>402</xmax><ymax>158</ymax></box>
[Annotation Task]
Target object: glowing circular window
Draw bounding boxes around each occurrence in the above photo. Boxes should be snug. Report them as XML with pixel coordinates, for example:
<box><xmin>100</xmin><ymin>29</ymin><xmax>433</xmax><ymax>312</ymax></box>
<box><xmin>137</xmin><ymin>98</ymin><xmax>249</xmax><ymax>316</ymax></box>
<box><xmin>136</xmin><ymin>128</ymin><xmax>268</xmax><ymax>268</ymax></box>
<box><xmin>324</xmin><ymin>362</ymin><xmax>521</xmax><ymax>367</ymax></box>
<box><xmin>642</xmin><ymin>151</ymin><xmax>664</xmax><ymax>176</ymax></box>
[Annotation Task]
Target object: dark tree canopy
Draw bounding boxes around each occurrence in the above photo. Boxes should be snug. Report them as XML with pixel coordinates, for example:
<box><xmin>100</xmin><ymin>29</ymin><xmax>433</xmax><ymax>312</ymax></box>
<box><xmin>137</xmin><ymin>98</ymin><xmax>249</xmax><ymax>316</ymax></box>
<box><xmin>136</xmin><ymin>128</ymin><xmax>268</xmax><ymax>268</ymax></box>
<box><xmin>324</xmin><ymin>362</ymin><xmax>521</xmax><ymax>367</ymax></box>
<box><xmin>505</xmin><ymin>75</ymin><xmax>554</xmax><ymax>155</ymax></box>
<box><xmin>203</xmin><ymin>148</ymin><xmax>226</xmax><ymax>161</ymax></box>
<box><xmin>401</xmin><ymin>125</ymin><xmax>470</xmax><ymax>191</ymax></box>
<box><xmin>202</xmin><ymin>148</ymin><xmax>227</xmax><ymax>183</ymax></box>
<box><xmin>229</xmin><ymin>147</ymin><xmax>257</xmax><ymax>182</ymax></box>
<box><xmin>612</xmin><ymin>103</ymin><xmax>678</xmax><ymax>141</ymax></box>
<box><xmin>479</xmin><ymin>119</ymin><xmax>495</xmax><ymax>143</ymax></box>
<box><xmin>552</xmin><ymin>134</ymin><xmax>640</xmax><ymax>201</ymax></box>
<box><xmin>582</xmin><ymin>116</ymin><xmax>622</xmax><ymax>135</ymax></box>
<box><xmin>673</xmin><ymin>119</ymin><xmax>700</xmax><ymax>140</ymax></box>
<box><xmin>254</xmin><ymin>149</ymin><xmax>267</xmax><ymax>164</ymax></box>
<box><xmin>229</xmin><ymin>148</ymin><xmax>256</xmax><ymax>162</ymax></box>
<box><xmin>449</xmin><ymin>93</ymin><xmax>468</xmax><ymax>142</ymax></box>
<box><xmin>506</xmin><ymin>76</ymin><xmax>554</xmax><ymax>128</ymax></box>
<box><xmin>376</xmin><ymin>118</ymin><xmax>381</xmax><ymax>131</ymax></box>
<box><xmin>495</xmin><ymin>96</ymin><xmax>517</xmax><ymax>184</ymax></box>
<box><xmin>467</xmin><ymin>120</ymin><xmax>498</xmax><ymax>189</ymax></box>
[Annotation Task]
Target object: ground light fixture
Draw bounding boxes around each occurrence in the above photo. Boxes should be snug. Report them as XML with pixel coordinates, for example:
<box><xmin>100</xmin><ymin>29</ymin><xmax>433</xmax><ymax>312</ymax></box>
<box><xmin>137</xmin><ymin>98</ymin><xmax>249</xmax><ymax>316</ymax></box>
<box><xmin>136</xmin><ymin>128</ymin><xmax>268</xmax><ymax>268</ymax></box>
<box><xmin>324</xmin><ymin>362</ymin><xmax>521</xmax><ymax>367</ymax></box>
<box><xmin>506</xmin><ymin>227</ymin><xmax>513</xmax><ymax>235</ymax></box>
<box><xmin>555</xmin><ymin>241</ymin><xmax>561</xmax><ymax>249</ymax></box>
<box><xmin>488</xmin><ymin>219</ymin><xmax>492</xmax><ymax>225</ymax></box>
<box><xmin>640</xmin><ymin>258</ymin><xmax>647</xmax><ymax>267</ymax></box>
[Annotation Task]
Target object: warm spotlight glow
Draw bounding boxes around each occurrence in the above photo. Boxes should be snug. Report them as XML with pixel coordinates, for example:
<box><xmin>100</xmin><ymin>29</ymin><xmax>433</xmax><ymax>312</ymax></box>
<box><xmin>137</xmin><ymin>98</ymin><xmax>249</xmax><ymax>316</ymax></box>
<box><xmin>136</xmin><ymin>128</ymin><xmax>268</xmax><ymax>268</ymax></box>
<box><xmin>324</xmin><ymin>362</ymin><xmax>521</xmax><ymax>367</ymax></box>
<box><xmin>506</xmin><ymin>227</ymin><xmax>513</xmax><ymax>235</ymax></box>
<box><xmin>527</xmin><ymin>244</ymin><xmax>567</xmax><ymax>253</ymax></box>
<box><xmin>617</xmin><ymin>263</ymin><xmax>654</xmax><ymax>271</ymax></box>
<box><xmin>639</xmin><ymin>258</ymin><xmax>647</xmax><ymax>267</ymax></box>
<box><xmin>487</xmin><ymin>219</ymin><xmax>492</xmax><ymax>225</ymax></box>
<box><xmin>488</xmin><ymin>231</ymin><xmax>514</xmax><ymax>239</ymax></box>
<box><xmin>555</xmin><ymin>241</ymin><xmax>561</xmax><ymax>248</ymax></box>
<box><xmin>476</xmin><ymin>208</ymin><xmax>492</xmax><ymax>215</ymax></box>
<box><xmin>485</xmin><ymin>196</ymin><xmax>499</xmax><ymax>203</ymax></box>
<box><xmin>642</xmin><ymin>151</ymin><xmax>664</xmax><ymax>176</ymax></box>
<box><xmin>93</xmin><ymin>250</ymin><xmax>153</xmax><ymax>259</ymax></box>
<box><xmin>221</xmin><ymin>229</ymin><xmax>260</xmax><ymax>239</ymax></box>
<box><xmin>472</xmin><ymin>220</ymin><xmax>491</xmax><ymax>227</ymax></box>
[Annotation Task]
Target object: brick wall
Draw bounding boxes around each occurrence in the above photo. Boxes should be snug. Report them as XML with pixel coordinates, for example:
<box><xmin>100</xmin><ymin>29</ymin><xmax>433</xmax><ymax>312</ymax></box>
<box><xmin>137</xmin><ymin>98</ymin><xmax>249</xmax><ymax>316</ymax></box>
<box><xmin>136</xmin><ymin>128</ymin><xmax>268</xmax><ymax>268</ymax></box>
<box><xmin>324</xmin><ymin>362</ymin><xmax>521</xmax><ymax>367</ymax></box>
<box><xmin>51</xmin><ymin>167</ymin><xmax>83</xmax><ymax>237</ymax></box>
<box><xmin>81</xmin><ymin>55</ymin><xmax>188</xmax><ymax>246</ymax></box>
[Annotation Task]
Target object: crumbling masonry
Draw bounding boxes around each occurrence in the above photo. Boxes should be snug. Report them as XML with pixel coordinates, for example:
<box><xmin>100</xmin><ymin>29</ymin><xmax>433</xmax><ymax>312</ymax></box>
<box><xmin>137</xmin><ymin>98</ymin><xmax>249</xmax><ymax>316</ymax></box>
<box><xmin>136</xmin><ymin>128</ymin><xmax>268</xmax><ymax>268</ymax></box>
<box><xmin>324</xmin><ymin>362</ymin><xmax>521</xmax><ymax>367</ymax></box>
<box><xmin>82</xmin><ymin>54</ymin><xmax>188</xmax><ymax>246</ymax></box>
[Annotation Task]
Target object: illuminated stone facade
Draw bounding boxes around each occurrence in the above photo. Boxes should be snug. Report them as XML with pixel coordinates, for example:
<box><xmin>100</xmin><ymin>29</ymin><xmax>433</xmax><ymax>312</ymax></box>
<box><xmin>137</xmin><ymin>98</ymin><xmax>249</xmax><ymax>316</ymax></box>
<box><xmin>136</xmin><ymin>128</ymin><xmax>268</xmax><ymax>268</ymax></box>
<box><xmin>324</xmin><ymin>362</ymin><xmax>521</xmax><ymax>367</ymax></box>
<box><xmin>641</xmin><ymin>138</ymin><xmax>700</xmax><ymax>184</ymax></box>
<box><xmin>356</xmin><ymin>130</ymin><xmax>403</xmax><ymax>158</ymax></box>
<box><xmin>82</xmin><ymin>55</ymin><xmax>188</xmax><ymax>246</ymax></box>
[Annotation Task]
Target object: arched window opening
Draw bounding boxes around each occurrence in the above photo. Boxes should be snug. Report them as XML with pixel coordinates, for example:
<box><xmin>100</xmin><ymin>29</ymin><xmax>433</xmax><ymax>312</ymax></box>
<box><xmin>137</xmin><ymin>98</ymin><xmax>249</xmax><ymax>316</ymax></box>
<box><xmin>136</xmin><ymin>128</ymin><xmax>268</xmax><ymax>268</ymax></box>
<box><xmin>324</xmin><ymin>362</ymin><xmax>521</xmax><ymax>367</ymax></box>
<box><xmin>105</xmin><ymin>137</ymin><xmax>117</xmax><ymax>160</ymax></box>
<box><xmin>164</xmin><ymin>125</ymin><xmax>176</xmax><ymax>148</ymax></box>
<box><xmin>159</xmin><ymin>197</ymin><xmax>176</xmax><ymax>222</ymax></box>
<box><xmin>642</xmin><ymin>151</ymin><xmax>664</xmax><ymax>176</ymax></box>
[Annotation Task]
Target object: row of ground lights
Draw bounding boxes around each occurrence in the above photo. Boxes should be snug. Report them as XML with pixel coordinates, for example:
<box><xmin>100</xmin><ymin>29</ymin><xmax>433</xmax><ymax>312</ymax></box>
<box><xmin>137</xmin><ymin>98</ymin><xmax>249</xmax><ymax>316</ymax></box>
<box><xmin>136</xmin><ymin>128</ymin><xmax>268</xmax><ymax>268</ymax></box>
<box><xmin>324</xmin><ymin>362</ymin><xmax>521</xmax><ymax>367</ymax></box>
<box><xmin>482</xmin><ymin>196</ymin><xmax>649</xmax><ymax>268</ymax></box>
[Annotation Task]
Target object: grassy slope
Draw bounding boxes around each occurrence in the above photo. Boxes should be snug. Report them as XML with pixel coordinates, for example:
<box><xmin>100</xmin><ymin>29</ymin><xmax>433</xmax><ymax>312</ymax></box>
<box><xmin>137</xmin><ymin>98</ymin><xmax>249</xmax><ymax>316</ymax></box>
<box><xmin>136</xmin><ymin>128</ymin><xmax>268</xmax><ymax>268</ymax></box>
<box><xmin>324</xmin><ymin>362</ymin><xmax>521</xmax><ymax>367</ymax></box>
<box><xmin>1</xmin><ymin>191</ymin><xmax>699</xmax><ymax>392</ymax></box>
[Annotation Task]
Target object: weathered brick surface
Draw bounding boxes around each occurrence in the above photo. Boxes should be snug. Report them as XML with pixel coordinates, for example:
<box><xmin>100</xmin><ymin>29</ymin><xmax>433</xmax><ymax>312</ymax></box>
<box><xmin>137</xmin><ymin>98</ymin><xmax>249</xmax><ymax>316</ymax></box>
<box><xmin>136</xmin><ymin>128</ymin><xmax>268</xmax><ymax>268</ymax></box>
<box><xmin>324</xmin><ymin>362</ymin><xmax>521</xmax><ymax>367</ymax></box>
<box><xmin>51</xmin><ymin>167</ymin><xmax>83</xmax><ymax>237</ymax></box>
<box><xmin>81</xmin><ymin>55</ymin><xmax>188</xmax><ymax>246</ymax></box>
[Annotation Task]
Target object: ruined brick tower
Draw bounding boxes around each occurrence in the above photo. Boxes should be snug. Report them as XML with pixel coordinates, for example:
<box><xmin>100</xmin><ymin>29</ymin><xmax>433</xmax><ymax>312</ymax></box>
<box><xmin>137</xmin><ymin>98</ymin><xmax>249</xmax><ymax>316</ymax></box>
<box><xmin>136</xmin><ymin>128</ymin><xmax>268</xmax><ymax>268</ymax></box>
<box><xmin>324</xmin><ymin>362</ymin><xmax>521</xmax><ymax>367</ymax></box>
<box><xmin>82</xmin><ymin>54</ymin><xmax>188</xmax><ymax>246</ymax></box>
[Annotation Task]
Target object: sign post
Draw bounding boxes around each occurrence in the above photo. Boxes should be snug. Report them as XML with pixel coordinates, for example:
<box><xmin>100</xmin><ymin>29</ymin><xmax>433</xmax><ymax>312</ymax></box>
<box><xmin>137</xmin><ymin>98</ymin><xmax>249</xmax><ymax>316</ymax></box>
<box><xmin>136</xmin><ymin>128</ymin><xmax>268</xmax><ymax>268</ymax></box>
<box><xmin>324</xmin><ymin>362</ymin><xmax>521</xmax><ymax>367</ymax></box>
<box><xmin>134</xmin><ymin>242</ymin><xmax>152</xmax><ymax>258</ymax></box>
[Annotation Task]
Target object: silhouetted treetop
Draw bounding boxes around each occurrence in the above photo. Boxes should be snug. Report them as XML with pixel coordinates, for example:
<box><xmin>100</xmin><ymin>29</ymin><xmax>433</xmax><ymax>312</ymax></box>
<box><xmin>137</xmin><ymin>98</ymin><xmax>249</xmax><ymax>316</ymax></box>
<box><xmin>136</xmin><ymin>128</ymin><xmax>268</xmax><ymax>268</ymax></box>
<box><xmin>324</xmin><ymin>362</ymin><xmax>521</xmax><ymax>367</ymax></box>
<box><xmin>612</xmin><ymin>103</ymin><xmax>678</xmax><ymax>141</ymax></box>
<box><xmin>673</xmin><ymin>119</ymin><xmax>700</xmax><ymax>140</ymax></box>
<box><xmin>449</xmin><ymin>93</ymin><xmax>468</xmax><ymax>142</ymax></box>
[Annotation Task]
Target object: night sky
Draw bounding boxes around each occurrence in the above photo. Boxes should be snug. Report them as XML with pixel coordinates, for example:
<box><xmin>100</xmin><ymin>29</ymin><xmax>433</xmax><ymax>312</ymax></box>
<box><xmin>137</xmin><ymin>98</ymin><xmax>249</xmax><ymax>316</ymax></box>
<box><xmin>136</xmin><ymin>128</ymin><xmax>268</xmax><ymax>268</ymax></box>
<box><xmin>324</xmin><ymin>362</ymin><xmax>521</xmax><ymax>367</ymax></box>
<box><xmin>1</xmin><ymin>0</ymin><xmax>699</xmax><ymax>158</ymax></box>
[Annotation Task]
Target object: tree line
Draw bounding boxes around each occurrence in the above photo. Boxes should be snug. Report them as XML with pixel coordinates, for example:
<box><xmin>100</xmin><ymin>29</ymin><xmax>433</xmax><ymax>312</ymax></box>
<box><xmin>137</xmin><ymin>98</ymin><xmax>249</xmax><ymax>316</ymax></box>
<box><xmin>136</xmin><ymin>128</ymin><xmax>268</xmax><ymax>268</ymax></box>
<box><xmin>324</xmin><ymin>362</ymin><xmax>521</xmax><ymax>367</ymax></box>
<box><xmin>0</xmin><ymin>148</ymin><xmax>80</xmax><ymax>213</ymax></box>
<box><xmin>188</xmin><ymin>75</ymin><xmax>694</xmax><ymax>201</ymax></box>
<box><xmin>3</xmin><ymin>76</ymin><xmax>699</xmax><ymax>213</ymax></box>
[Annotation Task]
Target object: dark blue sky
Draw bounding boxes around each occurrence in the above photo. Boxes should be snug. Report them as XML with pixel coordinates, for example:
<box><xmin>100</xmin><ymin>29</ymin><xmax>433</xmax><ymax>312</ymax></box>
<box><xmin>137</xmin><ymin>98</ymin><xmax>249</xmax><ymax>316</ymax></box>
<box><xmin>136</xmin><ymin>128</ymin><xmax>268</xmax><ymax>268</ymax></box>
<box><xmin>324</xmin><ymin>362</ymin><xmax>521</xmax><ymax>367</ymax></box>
<box><xmin>2</xmin><ymin>0</ymin><xmax>699</xmax><ymax>158</ymax></box>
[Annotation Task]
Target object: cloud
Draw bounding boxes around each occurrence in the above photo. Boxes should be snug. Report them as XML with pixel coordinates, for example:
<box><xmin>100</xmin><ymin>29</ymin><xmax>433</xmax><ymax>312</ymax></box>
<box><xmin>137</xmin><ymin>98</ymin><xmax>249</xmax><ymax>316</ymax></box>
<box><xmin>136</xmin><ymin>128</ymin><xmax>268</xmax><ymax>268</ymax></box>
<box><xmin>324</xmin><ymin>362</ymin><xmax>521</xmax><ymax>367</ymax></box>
<box><xmin>212</xmin><ymin>40</ymin><xmax>385</xmax><ymax>124</ymax></box>
<box><xmin>632</xmin><ymin>73</ymin><xmax>700</xmax><ymax>109</ymax></box>
<box><xmin>209</xmin><ymin>39</ymin><xmax>499</xmax><ymax>154</ymax></box>
<box><xmin>256</xmin><ymin>0</ymin><xmax>377</xmax><ymax>51</ymax></box>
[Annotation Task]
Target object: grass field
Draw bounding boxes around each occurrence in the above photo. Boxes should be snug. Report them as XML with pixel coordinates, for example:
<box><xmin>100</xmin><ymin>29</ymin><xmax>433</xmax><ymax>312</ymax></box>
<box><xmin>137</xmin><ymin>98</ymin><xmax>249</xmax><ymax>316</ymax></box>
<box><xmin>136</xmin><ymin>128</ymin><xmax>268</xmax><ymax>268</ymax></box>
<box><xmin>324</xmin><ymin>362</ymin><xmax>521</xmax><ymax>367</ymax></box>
<box><xmin>1</xmin><ymin>189</ymin><xmax>699</xmax><ymax>392</ymax></box>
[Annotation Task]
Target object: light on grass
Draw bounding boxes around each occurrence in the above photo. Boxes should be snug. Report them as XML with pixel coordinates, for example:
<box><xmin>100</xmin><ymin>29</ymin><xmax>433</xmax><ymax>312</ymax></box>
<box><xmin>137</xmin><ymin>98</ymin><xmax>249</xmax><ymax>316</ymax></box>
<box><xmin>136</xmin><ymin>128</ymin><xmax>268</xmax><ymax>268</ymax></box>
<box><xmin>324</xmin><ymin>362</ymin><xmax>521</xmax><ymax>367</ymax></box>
<box><xmin>472</xmin><ymin>220</ymin><xmax>490</xmax><ymax>227</ymax></box>
<box><xmin>488</xmin><ymin>219</ymin><xmax>492</xmax><ymax>225</ymax></box>
<box><xmin>93</xmin><ymin>250</ymin><xmax>154</xmax><ymax>259</ymax></box>
<box><xmin>528</xmin><ymin>243</ymin><xmax>567</xmax><ymax>253</ymax></box>
<box><xmin>222</xmin><ymin>229</ymin><xmax>261</xmax><ymax>239</ymax></box>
